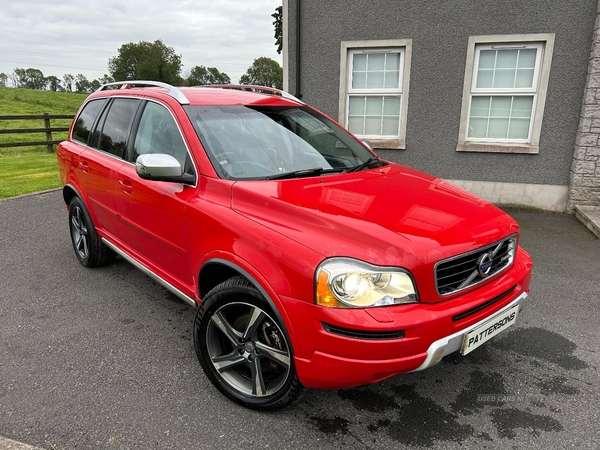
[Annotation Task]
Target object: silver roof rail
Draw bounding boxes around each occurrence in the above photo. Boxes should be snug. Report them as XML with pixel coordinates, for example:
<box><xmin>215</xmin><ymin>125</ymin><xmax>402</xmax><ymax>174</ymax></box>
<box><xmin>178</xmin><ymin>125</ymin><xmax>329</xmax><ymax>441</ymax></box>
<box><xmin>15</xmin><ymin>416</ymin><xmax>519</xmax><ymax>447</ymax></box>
<box><xmin>200</xmin><ymin>84</ymin><xmax>304</xmax><ymax>104</ymax></box>
<box><xmin>96</xmin><ymin>81</ymin><xmax>190</xmax><ymax>105</ymax></box>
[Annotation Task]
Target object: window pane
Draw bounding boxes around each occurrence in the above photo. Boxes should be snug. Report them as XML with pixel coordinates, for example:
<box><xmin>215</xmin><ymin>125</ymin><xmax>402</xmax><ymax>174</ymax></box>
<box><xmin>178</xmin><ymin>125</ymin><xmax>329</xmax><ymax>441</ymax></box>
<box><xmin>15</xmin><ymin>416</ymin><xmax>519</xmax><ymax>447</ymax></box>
<box><xmin>470</xmin><ymin>96</ymin><xmax>490</xmax><ymax>117</ymax></box>
<box><xmin>365</xmin><ymin>117</ymin><xmax>382</xmax><ymax>135</ymax></box>
<box><xmin>517</xmin><ymin>49</ymin><xmax>537</xmax><ymax>68</ymax></box>
<box><xmin>366</xmin><ymin>97</ymin><xmax>383</xmax><ymax>115</ymax></box>
<box><xmin>488</xmin><ymin>118</ymin><xmax>509</xmax><ymax>138</ymax></box>
<box><xmin>385</xmin><ymin>53</ymin><xmax>400</xmax><ymax>70</ymax></box>
<box><xmin>383</xmin><ymin>96</ymin><xmax>401</xmax><ymax>115</ymax></box>
<box><xmin>382</xmin><ymin>117</ymin><xmax>399</xmax><ymax>135</ymax></box>
<box><xmin>348</xmin><ymin>97</ymin><xmax>365</xmax><ymax>115</ymax></box>
<box><xmin>384</xmin><ymin>70</ymin><xmax>400</xmax><ymax>88</ymax></box>
<box><xmin>490</xmin><ymin>97</ymin><xmax>511</xmax><ymax>117</ymax></box>
<box><xmin>469</xmin><ymin>118</ymin><xmax>488</xmax><ymax>138</ymax></box>
<box><xmin>515</xmin><ymin>69</ymin><xmax>534</xmax><ymax>88</ymax></box>
<box><xmin>496</xmin><ymin>50</ymin><xmax>518</xmax><ymax>69</ymax></box>
<box><xmin>353</xmin><ymin>54</ymin><xmax>367</xmax><ymax>71</ymax></box>
<box><xmin>508</xmin><ymin>118</ymin><xmax>531</xmax><ymax>139</ymax></box>
<box><xmin>476</xmin><ymin>70</ymin><xmax>494</xmax><ymax>88</ymax></box>
<box><xmin>493</xmin><ymin>69</ymin><xmax>516</xmax><ymax>88</ymax></box>
<box><xmin>134</xmin><ymin>102</ymin><xmax>188</xmax><ymax>166</ymax></box>
<box><xmin>478</xmin><ymin>50</ymin><xmax>496</xmax><ymax>69</ymax></box>
<box><xmin>72</xmin><ymin>99</ymin><xmax>106</xmax><ymax>144</ymax></box>
<box><xmin>352</xmin><ymin>72</ymin><xmax>366</xmax><ymax>89</ymax></box>
<box><xmin>368</xmin><ymin>53</ymin><xmax>385</xmax><ymax>70</ymax></box>
<box><xmin>367</xmin><ymin>71</ymin><xmax>384</xmax><ymax>89</ymax></box>
<box><xmin>98</xmin><ymin>98</ymin><xmax>141</xmax><ymax>158</ymax></box>
<box><xmin>512</xmin><ymin>96</ymin><xmax>533</xmax><ymax>117</ymax></box>
<box><xmin>348</xmin><ymin>117</ymin><xmax>364</xmax><ymax>135</ymax></box>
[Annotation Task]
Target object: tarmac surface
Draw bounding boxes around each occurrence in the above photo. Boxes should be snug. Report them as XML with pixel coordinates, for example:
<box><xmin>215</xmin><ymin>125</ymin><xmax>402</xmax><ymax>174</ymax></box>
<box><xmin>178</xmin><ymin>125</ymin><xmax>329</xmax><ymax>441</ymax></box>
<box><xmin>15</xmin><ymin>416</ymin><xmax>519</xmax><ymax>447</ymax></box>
<box><xmin>0</xmin><ymin>190</ymin><xmax>599</xmax><ymax>449</ymax></box>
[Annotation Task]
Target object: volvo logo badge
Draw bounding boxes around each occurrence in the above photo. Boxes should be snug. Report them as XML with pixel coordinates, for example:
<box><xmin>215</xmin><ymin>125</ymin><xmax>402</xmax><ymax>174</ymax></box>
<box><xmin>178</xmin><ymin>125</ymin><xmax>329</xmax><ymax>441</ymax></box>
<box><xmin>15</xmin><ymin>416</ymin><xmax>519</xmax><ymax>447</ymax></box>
<box><xmin>477</xmin><ymin>253</ymin><xmax>493</xmax><ymax>278</ymax></box>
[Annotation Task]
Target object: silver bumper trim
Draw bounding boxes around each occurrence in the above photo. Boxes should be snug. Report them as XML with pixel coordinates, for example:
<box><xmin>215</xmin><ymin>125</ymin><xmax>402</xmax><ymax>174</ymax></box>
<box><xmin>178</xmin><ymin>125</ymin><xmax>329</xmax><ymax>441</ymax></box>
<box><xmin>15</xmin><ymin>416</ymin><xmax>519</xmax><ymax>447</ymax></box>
<box><xmin>412</xmin><ymin>291</ymin><xmax>528</xmax><ymax>371</ymax></box>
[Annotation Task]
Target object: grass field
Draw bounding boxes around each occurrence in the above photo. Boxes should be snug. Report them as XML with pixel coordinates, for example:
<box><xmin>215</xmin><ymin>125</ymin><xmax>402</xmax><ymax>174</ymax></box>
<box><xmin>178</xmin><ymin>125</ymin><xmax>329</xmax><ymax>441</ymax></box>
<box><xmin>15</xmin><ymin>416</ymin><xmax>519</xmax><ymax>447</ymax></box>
<box><xmin>0</xmin><ymin>154</ymin><xmax>61</xmax><ymax>199</ymax></box>
<box><xmin>0</xmin><ymin>87</ymin><xmax>87</xmax><ymax>198</ymax></box>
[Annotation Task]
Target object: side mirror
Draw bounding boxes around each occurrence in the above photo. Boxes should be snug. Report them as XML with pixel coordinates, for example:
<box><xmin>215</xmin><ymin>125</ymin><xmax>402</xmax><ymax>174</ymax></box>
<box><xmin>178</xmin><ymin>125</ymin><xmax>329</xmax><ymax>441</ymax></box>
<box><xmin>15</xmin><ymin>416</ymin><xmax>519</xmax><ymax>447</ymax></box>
<box><xmin>135</xmin><ymin>154</ymin><xmax>195</xmax><ymax>184</ymax></box>
<box><xmin>361</xmin><ymin>139</ymin><xmax>374</xmax><ymax>150</ymax></box>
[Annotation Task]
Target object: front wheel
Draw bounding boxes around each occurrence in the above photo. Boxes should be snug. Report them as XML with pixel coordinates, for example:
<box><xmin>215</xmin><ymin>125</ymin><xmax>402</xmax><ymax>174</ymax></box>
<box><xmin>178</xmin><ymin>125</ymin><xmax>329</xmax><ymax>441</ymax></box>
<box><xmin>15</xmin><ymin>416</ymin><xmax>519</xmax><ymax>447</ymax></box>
<box><xmin>194</xmin><ymin>277</ymin><xmax>302</xmax><ymax>410</ymax></box>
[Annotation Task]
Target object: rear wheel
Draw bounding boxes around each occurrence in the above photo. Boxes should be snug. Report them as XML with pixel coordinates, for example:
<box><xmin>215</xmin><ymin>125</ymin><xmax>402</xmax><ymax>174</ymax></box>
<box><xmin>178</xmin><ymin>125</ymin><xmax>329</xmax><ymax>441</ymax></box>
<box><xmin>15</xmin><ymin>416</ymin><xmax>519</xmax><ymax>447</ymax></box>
<box><xmin>194</xmin><ymin>277</ymin><xmax>302</xmax><ymax>409</ymax></box>
<box><xmin>68</xmin><ymin>197</ymin><xmax>114</xmax><ymax>267</ymax></box>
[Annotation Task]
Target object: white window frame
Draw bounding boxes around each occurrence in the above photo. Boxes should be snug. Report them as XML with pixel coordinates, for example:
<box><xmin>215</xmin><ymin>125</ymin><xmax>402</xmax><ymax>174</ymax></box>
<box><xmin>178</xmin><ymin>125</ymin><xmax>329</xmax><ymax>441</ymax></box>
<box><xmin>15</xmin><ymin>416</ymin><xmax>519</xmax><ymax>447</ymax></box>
<box><xmin>339</xmin><ymin>39</ymin><xmax>412</xmax><ymax>149</ymax></box>
<box><xmin>457</xmin><ymin>34</ymin><xmax>555</xmax><ymax>154</ymax></box>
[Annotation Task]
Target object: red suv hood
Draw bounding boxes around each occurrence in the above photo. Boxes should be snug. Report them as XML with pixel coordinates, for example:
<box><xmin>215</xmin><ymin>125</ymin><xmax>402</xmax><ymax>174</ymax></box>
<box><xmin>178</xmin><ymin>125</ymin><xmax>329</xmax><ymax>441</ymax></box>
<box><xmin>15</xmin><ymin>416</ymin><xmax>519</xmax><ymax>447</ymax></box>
<box><xmin>231</xmin><ymin>163</ymin><xmax>518</xmax><ymax>270</ymax></box>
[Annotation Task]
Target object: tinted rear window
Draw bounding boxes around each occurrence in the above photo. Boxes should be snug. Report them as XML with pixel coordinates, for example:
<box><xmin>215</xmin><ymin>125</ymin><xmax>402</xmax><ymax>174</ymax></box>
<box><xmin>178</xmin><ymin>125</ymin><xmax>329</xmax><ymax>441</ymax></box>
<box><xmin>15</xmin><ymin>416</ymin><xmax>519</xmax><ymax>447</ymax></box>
<box><xmin>72</xmin><ymin>99</ymin><xmax>106</xmax><ymax>144</ymax></box>
<box><xmin>95</xmin><ymin>98</ymin><xmax>141</xmax><ymax>159</ymax></box>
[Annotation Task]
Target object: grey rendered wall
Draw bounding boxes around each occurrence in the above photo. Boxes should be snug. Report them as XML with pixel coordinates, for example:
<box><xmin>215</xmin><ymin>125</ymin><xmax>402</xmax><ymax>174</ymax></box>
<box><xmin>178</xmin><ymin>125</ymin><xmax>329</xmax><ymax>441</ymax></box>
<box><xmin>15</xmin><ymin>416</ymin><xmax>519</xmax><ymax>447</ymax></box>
<box><xmin>287</xmin><ymin>0</ymin><xmax>596</xmax><ymax>186</ymax></box>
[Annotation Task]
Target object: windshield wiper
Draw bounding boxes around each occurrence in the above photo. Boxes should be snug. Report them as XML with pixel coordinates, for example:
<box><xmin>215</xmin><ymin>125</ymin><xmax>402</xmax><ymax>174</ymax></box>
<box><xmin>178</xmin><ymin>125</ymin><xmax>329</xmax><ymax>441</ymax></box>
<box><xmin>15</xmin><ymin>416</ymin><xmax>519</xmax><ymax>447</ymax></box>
<box><xmin>343</xmin><ymin>157</ymin><xmax>381</xmax><ymax>173</ymax></box>
<box><xmin>266</xmin><ymin>167</ymin><xmax>344</xmax><ymax>180</ymax></box>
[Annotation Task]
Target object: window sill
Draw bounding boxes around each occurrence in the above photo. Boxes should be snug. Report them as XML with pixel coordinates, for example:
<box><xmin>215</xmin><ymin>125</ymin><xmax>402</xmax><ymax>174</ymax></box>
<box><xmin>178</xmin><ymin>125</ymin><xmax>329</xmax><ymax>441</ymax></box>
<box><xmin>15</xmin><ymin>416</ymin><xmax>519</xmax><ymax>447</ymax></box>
<box><xmin>456</xmin><ymin>142</ymin><xmax>539</xmax><ymax>154</ymax></box>
<box><xmin>369</xmin><ymin>139</ymin><xmax>405</xmax><ymax>150</ymax></box>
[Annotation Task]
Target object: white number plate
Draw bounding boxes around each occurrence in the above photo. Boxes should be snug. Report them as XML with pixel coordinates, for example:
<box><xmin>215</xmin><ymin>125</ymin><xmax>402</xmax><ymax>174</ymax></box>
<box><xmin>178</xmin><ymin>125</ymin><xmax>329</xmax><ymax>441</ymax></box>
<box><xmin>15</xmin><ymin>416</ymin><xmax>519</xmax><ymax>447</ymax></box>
<box><xmin>461</xmin><ymin>304</ymin><xmax>520</xmax><ymax>355</ymax></box>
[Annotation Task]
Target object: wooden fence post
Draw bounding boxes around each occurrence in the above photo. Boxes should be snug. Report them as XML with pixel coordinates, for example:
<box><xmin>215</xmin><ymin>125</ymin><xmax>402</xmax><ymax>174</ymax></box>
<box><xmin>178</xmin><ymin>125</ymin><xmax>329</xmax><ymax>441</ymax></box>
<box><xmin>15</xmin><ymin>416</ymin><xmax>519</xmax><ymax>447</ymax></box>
<box><xmin>43</xmin><ymin>113</ymin><xmax>53</xmax><ymax>152</ymax></box>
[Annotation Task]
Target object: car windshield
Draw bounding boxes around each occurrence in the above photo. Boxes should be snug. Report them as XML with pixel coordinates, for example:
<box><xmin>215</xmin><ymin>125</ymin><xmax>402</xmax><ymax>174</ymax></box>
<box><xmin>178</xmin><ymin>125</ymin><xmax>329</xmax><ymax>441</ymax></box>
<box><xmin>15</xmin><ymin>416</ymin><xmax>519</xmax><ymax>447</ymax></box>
<box><xmin>184</xmin><ymin>105</ymin><xmax>379</xmax><ymax>180</ymax></box>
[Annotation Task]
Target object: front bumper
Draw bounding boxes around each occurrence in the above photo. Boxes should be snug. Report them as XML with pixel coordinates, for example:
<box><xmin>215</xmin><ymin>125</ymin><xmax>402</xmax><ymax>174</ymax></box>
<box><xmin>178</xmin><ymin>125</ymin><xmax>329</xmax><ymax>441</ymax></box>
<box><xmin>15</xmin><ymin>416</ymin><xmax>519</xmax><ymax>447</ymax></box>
<box><xmin>292</xmin><ymin>292</ymin><xmax>528</xmax><ymax>389</ymax></box>
<box><xmin>284</xmin><ymin>251</ymin><xmax>532</xmax><ymax>389</ymax></box>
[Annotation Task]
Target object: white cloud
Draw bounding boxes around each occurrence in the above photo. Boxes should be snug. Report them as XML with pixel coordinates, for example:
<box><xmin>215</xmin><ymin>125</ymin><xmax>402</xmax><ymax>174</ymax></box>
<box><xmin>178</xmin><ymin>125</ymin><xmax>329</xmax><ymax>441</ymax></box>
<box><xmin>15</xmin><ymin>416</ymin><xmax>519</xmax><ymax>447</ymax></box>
<box><xmin>0</xmin><ymin>0</ymin><xmax>282</xmax><ymax>84</ymax></box>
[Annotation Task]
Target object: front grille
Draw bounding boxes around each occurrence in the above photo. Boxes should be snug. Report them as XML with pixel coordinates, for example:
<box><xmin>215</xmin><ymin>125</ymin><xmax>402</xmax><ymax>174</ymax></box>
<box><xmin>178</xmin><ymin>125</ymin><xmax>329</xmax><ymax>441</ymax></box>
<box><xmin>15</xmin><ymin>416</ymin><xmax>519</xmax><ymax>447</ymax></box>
<box><xmin>435</xmin><ymin>235</ymin><xmax>517</xmax><ymax>296</ymax></box>
<box><xmin>322</xmin><ymin>323</ymin><xmax>405</xmax><ymax>340</ymax></box>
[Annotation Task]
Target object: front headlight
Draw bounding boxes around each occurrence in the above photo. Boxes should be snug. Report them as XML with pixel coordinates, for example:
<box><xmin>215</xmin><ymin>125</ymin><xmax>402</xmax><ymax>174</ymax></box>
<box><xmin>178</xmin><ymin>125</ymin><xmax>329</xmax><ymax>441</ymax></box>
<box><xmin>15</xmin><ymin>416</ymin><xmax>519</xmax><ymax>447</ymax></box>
<box><xmin>315</xmin><ymin>258</ymin><xmax>418</xmax><ymax>308</ymax></box>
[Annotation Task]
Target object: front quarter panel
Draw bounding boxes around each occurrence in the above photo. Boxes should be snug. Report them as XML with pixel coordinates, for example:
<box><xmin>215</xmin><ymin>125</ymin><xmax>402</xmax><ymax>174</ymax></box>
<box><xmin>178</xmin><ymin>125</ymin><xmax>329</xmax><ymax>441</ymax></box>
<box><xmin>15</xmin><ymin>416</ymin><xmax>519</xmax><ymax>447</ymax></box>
<box><xmin>186</xmin><ymin>176</ymin><xmax>325</xmax><ymax>357</ymax></box>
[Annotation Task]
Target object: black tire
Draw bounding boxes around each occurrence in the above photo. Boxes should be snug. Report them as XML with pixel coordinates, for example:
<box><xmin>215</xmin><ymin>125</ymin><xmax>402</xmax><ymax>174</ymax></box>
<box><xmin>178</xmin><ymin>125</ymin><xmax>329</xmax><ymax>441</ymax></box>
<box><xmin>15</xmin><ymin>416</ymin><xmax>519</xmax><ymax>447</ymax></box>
<box><xmin>68</xmin><ymin>196</ymin><xmax>114</xmax><ymax>267</ymax></box>
<box><xmin>194</xmin><ymin>276</ymin><xmax>303</xmax><ymax>410</ymax></box>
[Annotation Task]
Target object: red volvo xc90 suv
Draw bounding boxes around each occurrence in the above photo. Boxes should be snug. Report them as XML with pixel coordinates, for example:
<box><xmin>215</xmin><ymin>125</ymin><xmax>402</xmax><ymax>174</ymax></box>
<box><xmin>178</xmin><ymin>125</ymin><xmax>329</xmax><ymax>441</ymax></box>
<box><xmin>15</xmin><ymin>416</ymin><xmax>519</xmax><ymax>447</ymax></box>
<box><xmin>57</xmin><ymin>81</ymin><xmax>533</xmax><ymax>409</ymax></box>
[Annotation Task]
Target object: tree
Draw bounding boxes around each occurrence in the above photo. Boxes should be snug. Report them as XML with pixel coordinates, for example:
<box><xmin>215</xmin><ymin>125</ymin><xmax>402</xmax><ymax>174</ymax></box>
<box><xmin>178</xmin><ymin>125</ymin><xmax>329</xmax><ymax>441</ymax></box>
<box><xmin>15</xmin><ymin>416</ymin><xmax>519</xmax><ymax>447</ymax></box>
<box><xmin>90</xmin><ymin>79</ymin><xmax>102</xmax><ymax>91</ymax></box>
<box><xmin>108</xmin><ymin>39</ymin><xmax>182</xmax><ymax>85</ymax></box>
<box><xmin>239</xmin><ymin>57</ymin><xmax>283</xmax><ymax>89</ymax></box>
<box><xmin>46</xmin><ymin>75</ymin><xmax>62</xmax><ymax>92</ymax></box>
<box><xmin>75</xmin><ymin>74</ymin><xmax>92</xmax><ymax>93</ymax></box>
<box><xmin>11</xmin><ymin>68</ymin><xmax>46</xmax><ymax>90</ymax></box>
<box><xmin>62</xmin><ymin>73</ymin><xmax>75</xmax><ymax>92</ymax></box>
<box><xmin>272</xmin><ymin>5</ymin><xmax>282</xmax><ymax>55</ymax></box>
<box><xmin>99</xmin><ymin>74</ymin><xmax>114</xmax><ymax>85</ymax></box>
<box><xmin>24</xmin><ymin>68</ymin><xmax>46</xmax><ymax>90</ymax></box>
<box><xmin>186</xmin><ymin>65</ymin><xmax>231</xmax><ymax>86</ymax></box>
<box><xmin>11</xmin><ymin>68</ymin><xmax>25</xmax><ymax>88</ymax></box>
<box><xmin>0</xmin><ymin>73</ymin><xmax>7</xmax><ymax>87</ymax></box>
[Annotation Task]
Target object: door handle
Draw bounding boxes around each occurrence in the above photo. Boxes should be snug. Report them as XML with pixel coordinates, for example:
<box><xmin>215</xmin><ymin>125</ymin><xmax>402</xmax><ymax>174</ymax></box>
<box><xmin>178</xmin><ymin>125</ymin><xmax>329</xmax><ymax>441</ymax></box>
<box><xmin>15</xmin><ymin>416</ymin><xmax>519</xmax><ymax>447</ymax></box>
<box><xmin>118</xmin><ymin>179</ymin><xmax>133</xmax><ymax>195</ymax></box>
<box><xmin>79</xmin><ymin>161</ymin><xmax>89</xmax><ymax>173</ymax></box>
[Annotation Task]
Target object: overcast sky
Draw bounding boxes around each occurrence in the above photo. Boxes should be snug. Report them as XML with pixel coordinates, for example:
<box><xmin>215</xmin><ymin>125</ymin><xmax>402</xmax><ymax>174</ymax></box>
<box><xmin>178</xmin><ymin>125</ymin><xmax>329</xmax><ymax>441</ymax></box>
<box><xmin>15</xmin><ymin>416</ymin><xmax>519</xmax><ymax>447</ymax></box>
<box><xmin>0</xmin><ymin>0</ymin><xmax>282</xmax><ymax>85</ymax></box>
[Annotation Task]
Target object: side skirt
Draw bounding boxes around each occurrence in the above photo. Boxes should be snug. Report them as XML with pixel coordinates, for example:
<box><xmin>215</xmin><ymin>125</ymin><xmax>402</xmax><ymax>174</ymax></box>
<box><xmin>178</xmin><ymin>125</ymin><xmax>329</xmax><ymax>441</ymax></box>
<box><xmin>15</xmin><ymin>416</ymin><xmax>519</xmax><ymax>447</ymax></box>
<box><xmin>102</xmin><ymin>238</ymin><xmax>197</xmax><ymax>308</ymax></box>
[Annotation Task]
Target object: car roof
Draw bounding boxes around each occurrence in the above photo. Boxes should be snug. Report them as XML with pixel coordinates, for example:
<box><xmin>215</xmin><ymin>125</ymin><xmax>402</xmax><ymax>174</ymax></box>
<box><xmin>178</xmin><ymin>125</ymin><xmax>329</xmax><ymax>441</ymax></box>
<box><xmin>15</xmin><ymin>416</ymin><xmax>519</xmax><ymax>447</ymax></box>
<box><xmin>90</xmin><ymin>81</ymin><xmax>304</xmax><ymax>107</ymax></box>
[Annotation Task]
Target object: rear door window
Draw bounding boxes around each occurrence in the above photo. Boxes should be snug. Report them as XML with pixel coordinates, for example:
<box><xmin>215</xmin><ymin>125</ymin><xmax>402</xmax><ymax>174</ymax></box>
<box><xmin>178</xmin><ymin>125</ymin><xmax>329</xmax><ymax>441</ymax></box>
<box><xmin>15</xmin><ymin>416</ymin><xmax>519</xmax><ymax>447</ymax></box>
<box><xmin>93</xmin><ymin>98</ymin><xmax>142</xmax><ymax>159</ymax></box>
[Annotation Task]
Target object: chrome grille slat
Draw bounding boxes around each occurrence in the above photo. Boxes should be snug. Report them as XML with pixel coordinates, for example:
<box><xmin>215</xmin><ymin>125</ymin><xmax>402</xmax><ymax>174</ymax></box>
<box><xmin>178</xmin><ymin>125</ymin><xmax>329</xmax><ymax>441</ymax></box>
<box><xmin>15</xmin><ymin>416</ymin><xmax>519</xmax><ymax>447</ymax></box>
<box><xmin>435</xmin><ymin>235</ymin><xmax>517</xmax><ymax>296</ymax></box>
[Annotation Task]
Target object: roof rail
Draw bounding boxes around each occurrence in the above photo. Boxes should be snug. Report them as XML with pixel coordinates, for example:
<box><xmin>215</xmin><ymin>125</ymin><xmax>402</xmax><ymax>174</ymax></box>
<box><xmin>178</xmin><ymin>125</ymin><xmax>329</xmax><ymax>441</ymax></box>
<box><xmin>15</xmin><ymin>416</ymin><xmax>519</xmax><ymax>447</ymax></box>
<box><xmin>200</xmin><ymin>84</ymin><xmax>304</xmax><ymax>104</ymax></box>
<box><xmin>96</xmin><ymin>81</ymin><xmax>190</xmax><ymax>105</ymax></box>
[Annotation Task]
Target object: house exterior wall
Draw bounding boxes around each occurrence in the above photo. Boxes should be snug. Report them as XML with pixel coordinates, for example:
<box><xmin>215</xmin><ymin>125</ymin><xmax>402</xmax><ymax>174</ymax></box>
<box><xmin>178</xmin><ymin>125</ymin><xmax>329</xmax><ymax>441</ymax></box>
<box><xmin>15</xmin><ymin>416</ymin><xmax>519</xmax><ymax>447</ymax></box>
<box><xmin>285</xmin><ymin>0</ymin><xmax>596</xmax><ymax>211</ymax></box>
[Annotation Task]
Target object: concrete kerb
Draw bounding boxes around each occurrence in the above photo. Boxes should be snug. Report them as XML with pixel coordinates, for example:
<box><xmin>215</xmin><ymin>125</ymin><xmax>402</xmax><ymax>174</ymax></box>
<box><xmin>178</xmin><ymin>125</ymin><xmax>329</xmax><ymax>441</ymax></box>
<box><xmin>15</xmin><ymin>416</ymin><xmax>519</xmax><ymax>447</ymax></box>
<box><xmin>575</xmin><ymin>205</ymin><xmax>600</xmax><ymax>238</ymax></box>
<box><xmin>0</xmin><ymin>187</ymin><xmax>62</xmax><ymax>203</ymax></box>
<box><xmin>0</xmin><ymin>436</ymin><xmax>45</xmax><ymax>450</ymax></box>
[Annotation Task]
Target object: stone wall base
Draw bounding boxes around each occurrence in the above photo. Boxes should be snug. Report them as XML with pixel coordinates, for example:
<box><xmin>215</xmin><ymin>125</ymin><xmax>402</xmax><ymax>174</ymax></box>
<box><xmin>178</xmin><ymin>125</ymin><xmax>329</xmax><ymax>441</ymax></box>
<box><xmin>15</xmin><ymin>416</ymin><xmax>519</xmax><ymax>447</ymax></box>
<box><xmin>447</xmin><ymin>180</ymin><xmax>568</xmax><ymax>212</ymax></box>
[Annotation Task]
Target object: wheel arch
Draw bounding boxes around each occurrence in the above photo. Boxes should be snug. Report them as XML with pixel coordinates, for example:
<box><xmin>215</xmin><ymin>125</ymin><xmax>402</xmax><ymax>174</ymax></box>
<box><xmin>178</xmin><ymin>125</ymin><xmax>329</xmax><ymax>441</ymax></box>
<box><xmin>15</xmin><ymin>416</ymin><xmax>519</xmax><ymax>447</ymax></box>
<box><xmin>198</xmin><ymin>258</ymin><xmax>301</xmax><ymax>356</ymax></box>
<box><xmin>62</xmin><ymin>183</ymin><xmax>82</xmax><ymax>207</ymax></box>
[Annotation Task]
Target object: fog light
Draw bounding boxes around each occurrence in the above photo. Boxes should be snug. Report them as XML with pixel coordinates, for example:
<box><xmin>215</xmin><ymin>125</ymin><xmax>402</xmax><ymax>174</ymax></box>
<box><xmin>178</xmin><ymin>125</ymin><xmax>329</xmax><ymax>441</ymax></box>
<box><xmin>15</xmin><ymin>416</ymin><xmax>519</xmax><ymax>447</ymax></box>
<box><xmin>430</xmin><ymin>348</ymin><xmax>445</xmax><ymax>366</ymax></box>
